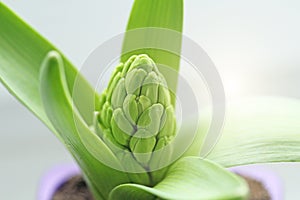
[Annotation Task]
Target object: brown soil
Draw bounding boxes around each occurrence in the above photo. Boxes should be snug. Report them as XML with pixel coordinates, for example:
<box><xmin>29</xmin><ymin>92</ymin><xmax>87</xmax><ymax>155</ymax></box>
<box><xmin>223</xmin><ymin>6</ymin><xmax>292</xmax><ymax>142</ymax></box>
<box><xmin>238</xmin><ymin>174</ymin><xmax>271</xmax><ymax>200</ymax></box>
<box><xmin>52</xmin><ymin>174</ymin><xmax>270</xmax><ymax>200</ymax></box>
<box><xmin>52</xmin><ymin>175</ymin><xmax>94</xmax><ymax>200</ymax></box>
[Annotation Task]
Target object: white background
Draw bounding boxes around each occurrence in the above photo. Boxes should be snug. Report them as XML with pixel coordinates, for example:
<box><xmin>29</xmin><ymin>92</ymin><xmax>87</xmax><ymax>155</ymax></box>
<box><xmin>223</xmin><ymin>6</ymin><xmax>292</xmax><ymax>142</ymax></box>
<box><xmin>1</xmin><ymin>0</ymin><xmax>300</xmax><ymax>199</ymax></box>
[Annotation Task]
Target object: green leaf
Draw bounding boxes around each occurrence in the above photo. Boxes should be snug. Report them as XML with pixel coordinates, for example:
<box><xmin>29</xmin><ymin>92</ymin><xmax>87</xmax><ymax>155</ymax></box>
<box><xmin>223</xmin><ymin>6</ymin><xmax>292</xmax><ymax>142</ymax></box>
<box><xmin>207</xmin><ymin>97</ymin><xmax>300</xmax><ymax>167</ymax></box>
<box><xmin>0</xmin><ymin>3</ymin><xmax>98</xmax><ymax>137</ymax></box>
<box><xmin>39</xmin><ymin>51</ymin><xmax>130</xmax><ymax>199</ymax></box>
<box><xmin>178</xmin><ymin>110</ymin><xmax>212</xmax><ymax>158</ymax></box>
<box><xmin>109</xmin><ymin>157</ymin><xmax>248</xmax><ymax>200</ymax></box>
<box><xmin>122</xmin><ymin>0</ymin><xmax>183</xmax><ymax>106</ymax></box>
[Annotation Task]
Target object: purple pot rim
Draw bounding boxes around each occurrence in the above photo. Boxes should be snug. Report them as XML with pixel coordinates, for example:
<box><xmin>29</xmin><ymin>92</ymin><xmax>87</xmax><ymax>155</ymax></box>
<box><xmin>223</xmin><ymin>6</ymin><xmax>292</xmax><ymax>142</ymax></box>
<box><xmin>37</xmin><ymin>163</ymin><xmax>81</xmax><ymax>200</ymax></box>
<box><xmin>38</xmin><ymin>163</ymin><xmax>283</xmax><ymax>200</ymax></box>
<box><xmin>230</xmin><ymin>165</ymin><xmax>283</xmax><ymax>200</ymax></box>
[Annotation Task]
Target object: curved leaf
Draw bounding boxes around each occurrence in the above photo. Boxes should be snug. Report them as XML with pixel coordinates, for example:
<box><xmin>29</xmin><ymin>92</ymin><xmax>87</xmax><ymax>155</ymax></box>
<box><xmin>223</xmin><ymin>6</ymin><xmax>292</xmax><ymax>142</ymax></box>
<box><xmin>0</xmin><ymin>3</ymin><xmax>98</xmax><ymax>136</ymax></box>
<box><xmin>207</xmin><ymin>97</ymin><xmax>300</xmax><ymax>167</ymax></box>
<box><xmin>39</xmin><ymin>51</ymin><xmax>130</xmax><ymax>199</ymax></box>
<box><xmin>122</xmin><ymin>0</ymin><xmax>183</xmax><ymax>106</ymax></box>
<box><xmin>109</xmin><ymin>157</ymin><xmax>248</xmax><ymax>200</ymax></box>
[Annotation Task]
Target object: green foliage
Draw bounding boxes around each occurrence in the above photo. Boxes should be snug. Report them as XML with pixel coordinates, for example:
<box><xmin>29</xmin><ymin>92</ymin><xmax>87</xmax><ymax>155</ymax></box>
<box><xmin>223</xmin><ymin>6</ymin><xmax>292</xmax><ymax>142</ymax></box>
<box><xmin>207</xmin><ymin>97</ymin><xmax>300</xmax><ymax>167</ymax></box>
<box><xmin>122</xmin><ymin>0</ymin><xmax>183</xmax><ymax>106</ymax></box>
<box><xmin>109</xmin><ymin>157</ymin><xmax>248</xmax><ymax>200</ymax></box>
<box><xmin>1</xmin><ymin>1</ymin><xmax>300</xmax><ymax>200</ymax></box>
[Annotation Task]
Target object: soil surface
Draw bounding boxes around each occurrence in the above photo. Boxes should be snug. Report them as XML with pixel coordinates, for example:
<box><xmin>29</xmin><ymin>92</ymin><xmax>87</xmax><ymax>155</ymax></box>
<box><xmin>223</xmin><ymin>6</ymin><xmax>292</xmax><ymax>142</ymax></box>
<box><xmin>52</xmin><ymin>175</ymin><xmax>94</xmax><ymax>200</ymax></box>
<box><xmin>52</xmin><ymin>174</ymin><xmax>270</xmax><ymax>200</ymax></box>
<box><xmin>239</xmin><ymin>174</ymin><xmax>271</xmax><ymax>200</ymax></box>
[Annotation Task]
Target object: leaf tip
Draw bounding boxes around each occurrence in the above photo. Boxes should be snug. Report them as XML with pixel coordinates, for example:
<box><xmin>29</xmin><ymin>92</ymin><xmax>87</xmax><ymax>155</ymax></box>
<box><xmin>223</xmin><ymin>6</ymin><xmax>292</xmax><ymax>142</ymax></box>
<box><xmin>40</xmin><ymin>50</ymin><xmax>64</xmax><ymax>79</ymax></box>
<box><xmin>42</xmin><ymin>50</ymin><xmax>63</xmax><ymax>66</ymax></box>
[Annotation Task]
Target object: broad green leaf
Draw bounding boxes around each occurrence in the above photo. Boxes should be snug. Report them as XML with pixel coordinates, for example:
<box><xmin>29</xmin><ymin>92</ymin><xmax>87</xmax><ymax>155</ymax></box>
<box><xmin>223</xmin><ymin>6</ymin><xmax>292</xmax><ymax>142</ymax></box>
<box><xmin>207</xmin><ymin>97</ymin><xmax>300</xmax><ymax>167</ymax></box>
<box><xmin>39</xmin><ymin>51</ymin><xmax>130</xmax><ymax>199</ymax></box>
<box><xmin>109</xmin><ymin>157</ymin><xmax>248</xmax><ymax>200</ymax></box>
<box><xmin>178</xmin><ymin>110</ymin><xmax>212</xmax><ymax>158</ymax></box>
<box><xmin>122</xmin><ymin>0</ymin><xmax>183</xmax><ymax>106</ymax></box>
<box><xmin>0</xmin><ymin>3</ymin><xmax>98</xmax><ymax>136</ymax></box>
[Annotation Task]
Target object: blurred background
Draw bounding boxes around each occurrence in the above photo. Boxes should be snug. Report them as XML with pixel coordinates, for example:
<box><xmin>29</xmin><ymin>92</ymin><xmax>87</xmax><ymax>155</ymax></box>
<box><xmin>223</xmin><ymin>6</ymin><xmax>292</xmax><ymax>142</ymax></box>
<box><xmin>1</xmin><ymin>0</ymin><xmax>299</xmax><ymax>199</ymax></box>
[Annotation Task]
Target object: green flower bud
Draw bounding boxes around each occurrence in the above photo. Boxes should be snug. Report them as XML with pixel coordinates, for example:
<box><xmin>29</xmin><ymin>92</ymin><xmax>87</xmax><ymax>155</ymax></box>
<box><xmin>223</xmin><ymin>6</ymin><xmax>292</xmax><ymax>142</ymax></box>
<box><xmin>98</xmin><ymin>54</ymin><xmax>176</xmax><ymax>169</ymax></box>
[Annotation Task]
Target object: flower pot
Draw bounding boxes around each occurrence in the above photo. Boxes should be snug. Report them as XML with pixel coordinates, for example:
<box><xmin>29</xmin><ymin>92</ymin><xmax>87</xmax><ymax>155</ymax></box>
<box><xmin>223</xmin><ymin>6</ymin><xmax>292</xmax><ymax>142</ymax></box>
<box><xmin>38</xmin><ymin>164</ymin><xmax>81</xmax><ymax>200</ymax></box>
<box><xmin>38</xmin><ymin>163</ymin><xmax>283</xmax><ymax>200</ymax></box>
<box><xmin>231</xmin><ymin>165</ymin><xmax>283</xmax><ymax>200</ymax></box>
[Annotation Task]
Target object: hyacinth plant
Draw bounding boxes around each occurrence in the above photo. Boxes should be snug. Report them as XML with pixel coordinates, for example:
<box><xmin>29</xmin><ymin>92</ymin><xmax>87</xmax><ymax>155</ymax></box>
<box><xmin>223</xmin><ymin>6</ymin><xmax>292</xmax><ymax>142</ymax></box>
<box><xmin>1</xmin><ymin>1</ymin><xmax>300</xmax><ymax>200</ymax></box>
